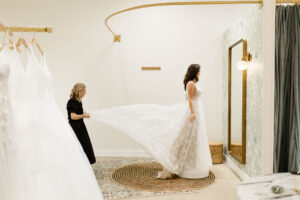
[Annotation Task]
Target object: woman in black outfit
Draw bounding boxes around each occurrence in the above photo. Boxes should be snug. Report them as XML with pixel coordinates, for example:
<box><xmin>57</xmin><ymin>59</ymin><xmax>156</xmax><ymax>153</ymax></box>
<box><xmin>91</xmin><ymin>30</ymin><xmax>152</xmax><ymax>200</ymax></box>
<box><xmin>67</xmin><ymin>83</ymin><xmax>96</xmax><ymax>164</ymax></box>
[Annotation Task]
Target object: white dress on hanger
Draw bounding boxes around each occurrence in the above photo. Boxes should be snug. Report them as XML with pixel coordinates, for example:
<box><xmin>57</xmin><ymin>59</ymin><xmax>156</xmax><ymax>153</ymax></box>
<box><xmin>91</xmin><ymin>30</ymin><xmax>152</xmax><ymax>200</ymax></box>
<box><xmin>0</xmin><ymin>48</ymin><xmax>25</xmax><ymax>200</ymax></box>
<box><xmin>91</xmin><ymin>82</ymin><xmax>212</xmax><ymax>179</ymax></box>
<box><xmin>0</xmin><ymin>46</ymin><xmax>103</xmax><ymax>200</ymax></box>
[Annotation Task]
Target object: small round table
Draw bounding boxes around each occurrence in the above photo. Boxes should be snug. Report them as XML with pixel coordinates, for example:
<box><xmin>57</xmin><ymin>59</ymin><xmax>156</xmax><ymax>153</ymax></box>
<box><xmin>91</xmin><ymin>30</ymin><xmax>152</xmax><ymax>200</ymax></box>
<box><xmin>237</xmin><ymin>173</ymin><xmax>300</xmax><ymax>200</ymax></box>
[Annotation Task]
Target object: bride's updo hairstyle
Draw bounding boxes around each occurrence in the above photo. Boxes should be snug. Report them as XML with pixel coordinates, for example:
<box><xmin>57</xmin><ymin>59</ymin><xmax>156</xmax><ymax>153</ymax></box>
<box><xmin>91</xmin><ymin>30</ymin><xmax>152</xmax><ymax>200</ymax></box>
<box><xmin>183</xmin><ymin>64</ymin><xmax>200</xmax><ymax>90</ymax></box>
<box><xmin>70</xmin><ymin>83</ymin><xmax>86</xmax><ymax>102</ymax></box>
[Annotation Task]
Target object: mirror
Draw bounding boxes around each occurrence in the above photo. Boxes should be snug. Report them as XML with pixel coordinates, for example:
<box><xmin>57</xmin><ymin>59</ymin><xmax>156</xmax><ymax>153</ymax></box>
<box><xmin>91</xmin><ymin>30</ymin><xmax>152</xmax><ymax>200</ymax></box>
<box><xmin>228</xmin><ymin>39</ymin><xmax>248</xmax><ymax>164</ymax></box>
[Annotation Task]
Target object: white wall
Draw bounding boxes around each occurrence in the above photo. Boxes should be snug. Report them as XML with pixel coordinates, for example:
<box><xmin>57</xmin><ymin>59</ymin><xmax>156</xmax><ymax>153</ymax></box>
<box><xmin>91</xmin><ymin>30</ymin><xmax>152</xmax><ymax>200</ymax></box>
<box><xmin>0</xmin><ymin>0</ymin><xmax>250</xmax><ymax>156</ymax></box>
<box><xmin>261</xmin><ymin>0</ymin><xmax>275</xmax><ymax>174</ymax></box>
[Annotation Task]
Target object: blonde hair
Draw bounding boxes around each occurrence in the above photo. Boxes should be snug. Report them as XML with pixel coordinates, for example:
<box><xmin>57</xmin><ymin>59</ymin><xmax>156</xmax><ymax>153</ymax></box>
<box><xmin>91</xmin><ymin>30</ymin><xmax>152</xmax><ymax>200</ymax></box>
<box><xmin>70</xmin><ymin>83</ymin><xmax>86</xmax><ymax>102</ymax></box>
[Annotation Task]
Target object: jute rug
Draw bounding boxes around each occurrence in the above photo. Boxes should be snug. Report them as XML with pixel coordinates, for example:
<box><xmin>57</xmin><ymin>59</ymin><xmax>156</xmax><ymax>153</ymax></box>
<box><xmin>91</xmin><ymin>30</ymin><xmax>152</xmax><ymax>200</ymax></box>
<box><xmin>93</xmin><ymin>158</ymin><xmax>216</xmax><ymax>200</ymax></box>
<box><xmin>111</xmin><ymin>162</ymin><xmax>215</xmax><ymax>192</ymax></box>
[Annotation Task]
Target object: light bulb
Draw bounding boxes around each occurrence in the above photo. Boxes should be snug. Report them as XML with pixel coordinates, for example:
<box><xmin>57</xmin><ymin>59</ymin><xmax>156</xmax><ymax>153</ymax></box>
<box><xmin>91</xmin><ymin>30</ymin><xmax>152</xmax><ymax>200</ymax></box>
<box><xmin>236</xmin><ymin>60</ymin><xmax>248</xmax><ymax>71</ymax></box>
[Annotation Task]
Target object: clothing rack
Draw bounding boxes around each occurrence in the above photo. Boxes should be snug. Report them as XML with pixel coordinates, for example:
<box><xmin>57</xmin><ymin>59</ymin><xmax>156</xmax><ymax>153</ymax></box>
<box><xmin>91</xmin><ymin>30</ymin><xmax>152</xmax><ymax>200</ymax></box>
<box><xmin>0</xmin><ymin>23</ymin><xmax>52</xmax><ymax>55</ymax></box>
<box><xmin>105</xmin><ymin>1</ymin><xmax>263</xmax><ymax>42</ymax></box>
<box><xmin>0</xmin><ymin>23</ymin><xmax>53</xmax><ymax>33</ymax></box>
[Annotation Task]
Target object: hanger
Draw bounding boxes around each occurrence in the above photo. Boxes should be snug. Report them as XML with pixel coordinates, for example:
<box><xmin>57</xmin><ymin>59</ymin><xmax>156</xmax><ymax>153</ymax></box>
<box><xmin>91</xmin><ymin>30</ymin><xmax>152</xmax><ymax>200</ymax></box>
<box><xmin>0</xmin><ymin>23</ymin><xmax>5</xmax><ymax>51</ymax></box>
<box><xmin>0</xmin><ymin>23</ymin><xmax>9</xmax><ymax>52</ymax></box>
<box><xmin>16</xmin><ymin>37</ymin><xmax>29</xmax><ymax>53</ymax></box>
<box><xmin>8</xmin><ymin>29</ymin><xmax>14</xmax><ymax>51</ymax></box>
<box><xmin>0</xmin><ymin>23</ymin><xmax>15</xmax><ymax>51</ymax></box>
<box><xmin>0</xmin><ymin>32</ymin><xmax>6</xmax><ymax>52</ymax></box>
<box><xmin>31</xmin><ymin>34</ymin><xmax>44</xmax><ymax>56</ymax></box>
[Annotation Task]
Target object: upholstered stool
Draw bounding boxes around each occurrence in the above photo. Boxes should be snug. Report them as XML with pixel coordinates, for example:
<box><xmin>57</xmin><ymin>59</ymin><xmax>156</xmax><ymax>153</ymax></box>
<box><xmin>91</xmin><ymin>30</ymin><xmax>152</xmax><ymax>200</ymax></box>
<box><xmin>209</xmin><ymin>141</ymin><xmax>223</xmax><ymax>164</ymax></box>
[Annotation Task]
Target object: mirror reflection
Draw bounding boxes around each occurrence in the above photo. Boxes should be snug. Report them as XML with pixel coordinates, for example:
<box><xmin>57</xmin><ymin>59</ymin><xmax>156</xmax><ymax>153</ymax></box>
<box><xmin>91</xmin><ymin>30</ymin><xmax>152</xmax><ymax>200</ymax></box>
<box><xmin>228</xmin><ymin>39</ymin><xmax>248</xmax><ymax>164</ymax></box>
<box><xmin>231</xmin><ymin>42</ymin><xmax>243</xmax><ymax>162</ymax></box>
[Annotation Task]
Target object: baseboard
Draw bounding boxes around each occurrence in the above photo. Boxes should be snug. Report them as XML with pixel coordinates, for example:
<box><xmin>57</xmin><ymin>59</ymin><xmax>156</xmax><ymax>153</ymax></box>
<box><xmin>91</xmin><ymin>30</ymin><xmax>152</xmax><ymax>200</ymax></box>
<box><xmin>95</xmin><ymin>149</ymin><xmax>149</xmax><ymax>158</ymax></box>
<box><xmin>96</xmin><ymin>150</ymin><xmax>249</xmax><ymax>180</ymax></box>
<box><xmin>224</xmin><ymin>154</ymin><xmax>249</xmax><ymax>181</ymax></box>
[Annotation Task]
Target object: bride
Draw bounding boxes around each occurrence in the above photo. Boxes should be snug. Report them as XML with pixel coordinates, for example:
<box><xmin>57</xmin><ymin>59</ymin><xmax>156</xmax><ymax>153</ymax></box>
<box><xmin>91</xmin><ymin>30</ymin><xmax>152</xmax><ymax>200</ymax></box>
<box><xmin>91</xmin><ymin>64</ymin><xmax>212</xmax><ymax>179</ymax></box>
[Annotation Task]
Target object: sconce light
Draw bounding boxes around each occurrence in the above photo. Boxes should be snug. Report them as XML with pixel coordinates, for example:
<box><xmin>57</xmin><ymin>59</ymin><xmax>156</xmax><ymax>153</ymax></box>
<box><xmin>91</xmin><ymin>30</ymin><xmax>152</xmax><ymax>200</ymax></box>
<box><xmin>237</xmin><ymin>60</ymin><xmax>249</xmax><ymax>70</ymax></box>
<box><xmin>237</xmin><ymin>52</ymin><xmax>252</xmax><ymax>71</ymax></box>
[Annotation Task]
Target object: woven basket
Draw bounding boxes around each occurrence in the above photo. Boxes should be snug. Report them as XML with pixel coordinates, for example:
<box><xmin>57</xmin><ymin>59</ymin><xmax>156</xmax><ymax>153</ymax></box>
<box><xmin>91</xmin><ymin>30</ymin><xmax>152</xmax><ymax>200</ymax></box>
<box><xmin>209</xmin><ymin>141</ymin><xmax>223</xmax><ymax>164</ymax></box>
<box><xmin>230</xmin><ymin>142</ymin><xmax>242</xmax><ymax>161</ymax></box>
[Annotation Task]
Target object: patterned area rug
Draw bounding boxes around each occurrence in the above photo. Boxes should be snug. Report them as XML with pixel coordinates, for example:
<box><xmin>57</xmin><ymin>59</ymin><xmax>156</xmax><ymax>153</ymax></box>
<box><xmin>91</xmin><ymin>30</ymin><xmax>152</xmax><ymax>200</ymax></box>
<box><xmin>92</xmin><ymin>158</ymin><xmax>215</xmax><ymax>200</ymax></box>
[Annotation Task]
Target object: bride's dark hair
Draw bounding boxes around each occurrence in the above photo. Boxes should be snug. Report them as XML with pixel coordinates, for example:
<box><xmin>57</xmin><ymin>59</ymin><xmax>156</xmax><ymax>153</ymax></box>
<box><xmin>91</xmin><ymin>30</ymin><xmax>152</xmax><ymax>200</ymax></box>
<box><xmin>183</xmin><ymin>64</ymin><xmax>201</xmax><ymax>90</ymax></box>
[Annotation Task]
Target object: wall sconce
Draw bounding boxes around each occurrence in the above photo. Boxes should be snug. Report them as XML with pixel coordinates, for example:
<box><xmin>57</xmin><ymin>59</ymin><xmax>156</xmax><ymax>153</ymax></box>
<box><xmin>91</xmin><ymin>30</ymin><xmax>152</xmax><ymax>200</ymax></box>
<box><xmin>237</xmin><ymin>52</ymin><xmax>252</xmax><ymax>71</ymax></box>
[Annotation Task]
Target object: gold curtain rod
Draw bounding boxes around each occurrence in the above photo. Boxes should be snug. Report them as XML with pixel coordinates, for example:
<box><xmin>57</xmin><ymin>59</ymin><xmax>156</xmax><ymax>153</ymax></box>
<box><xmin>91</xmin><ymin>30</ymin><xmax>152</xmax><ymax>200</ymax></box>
<box><xmin>276</xmin><ymin>0</ymin><xmax>300</xmax><ymax>3</ymax></box>
<box><xmin>105</xmin><ymin>1</ymin><xmax>263</xmax><ymax>42</ymax></box>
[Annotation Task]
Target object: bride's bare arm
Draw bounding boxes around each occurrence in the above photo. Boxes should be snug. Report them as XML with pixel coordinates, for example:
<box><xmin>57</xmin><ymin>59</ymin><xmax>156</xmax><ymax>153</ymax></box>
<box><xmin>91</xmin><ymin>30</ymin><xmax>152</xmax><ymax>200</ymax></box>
<box><xmin>187</xmin><ymin>82</ymin><xmax>196</xmax><ymax>122</ymax></box>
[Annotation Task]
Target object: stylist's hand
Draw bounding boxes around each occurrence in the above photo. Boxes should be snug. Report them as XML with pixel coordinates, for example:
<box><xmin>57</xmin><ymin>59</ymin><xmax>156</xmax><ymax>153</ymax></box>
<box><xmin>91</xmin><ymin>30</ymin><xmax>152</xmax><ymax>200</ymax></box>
<box><xmin>190</xmin><ymin>113</ymin><xmax>195</xmax><ymax>122</ymax></box>
<box><xmin>83</xmin><ymin>113</ymin><xmax>90</xmax><ymax>119</ymax></box>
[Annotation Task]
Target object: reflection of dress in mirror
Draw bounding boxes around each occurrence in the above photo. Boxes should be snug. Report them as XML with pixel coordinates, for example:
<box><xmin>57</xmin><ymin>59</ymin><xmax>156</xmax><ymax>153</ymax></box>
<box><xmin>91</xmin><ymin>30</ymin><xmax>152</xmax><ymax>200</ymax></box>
<box><xmin>91</xmin><ymin>64</ymin><xmax>212</xmax><ymax>179</ymax></box>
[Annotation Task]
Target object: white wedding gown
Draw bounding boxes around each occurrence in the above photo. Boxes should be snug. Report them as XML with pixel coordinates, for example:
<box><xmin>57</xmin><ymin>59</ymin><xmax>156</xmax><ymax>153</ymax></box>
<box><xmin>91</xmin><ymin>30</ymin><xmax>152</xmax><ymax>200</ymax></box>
<box><xmin>0</xmin><ymin>48</ymin><xmax>25</xmax><ymax>200</ymax></box>
<box><xmin>91</xmin><ymin>83</ymin><xmax>212</xmax><ymax>179</ymax></box>
<box><xmin>0</xmin><ymin>46</ymin><xmax>103</xmax><ymax>200</ymax></box>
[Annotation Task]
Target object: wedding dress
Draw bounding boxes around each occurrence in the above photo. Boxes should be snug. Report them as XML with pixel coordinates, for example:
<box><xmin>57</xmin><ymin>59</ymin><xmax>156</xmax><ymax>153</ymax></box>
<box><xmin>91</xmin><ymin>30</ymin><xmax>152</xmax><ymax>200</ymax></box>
<box><xmin>0</xmin><ymin>48</ymin><xmax>25</xmax><ymax>200</ymax></box>
<box><xmin>0</xmin><ymin>46</ymin><xmax>103</xmax><ymax>200</ymax></box>
<box><xmin>91</xmin><ymin>83</ymin><xmax>212</xmax><ymax>179</ymax></box>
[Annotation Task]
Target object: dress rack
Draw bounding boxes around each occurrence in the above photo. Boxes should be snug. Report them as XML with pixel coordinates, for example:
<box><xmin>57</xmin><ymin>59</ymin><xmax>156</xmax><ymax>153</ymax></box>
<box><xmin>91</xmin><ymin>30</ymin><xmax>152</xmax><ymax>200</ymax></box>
<box><xmin>0</xmin><ymin>23</ymin><xmax>52</xmax><ymax>55</ymax></box>
<box><xmin>0</xmin><ymin>23</ymin><xmax>53</xmax><ymax>33</ymax></box>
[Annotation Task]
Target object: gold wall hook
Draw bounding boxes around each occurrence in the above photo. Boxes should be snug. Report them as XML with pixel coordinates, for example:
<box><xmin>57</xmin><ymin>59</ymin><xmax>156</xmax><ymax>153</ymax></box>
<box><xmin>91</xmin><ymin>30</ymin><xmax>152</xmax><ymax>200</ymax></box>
<box><xmin>114</xmin><ymin>35</ymin><xmax>121</xmax><ymax>42</ymax></box>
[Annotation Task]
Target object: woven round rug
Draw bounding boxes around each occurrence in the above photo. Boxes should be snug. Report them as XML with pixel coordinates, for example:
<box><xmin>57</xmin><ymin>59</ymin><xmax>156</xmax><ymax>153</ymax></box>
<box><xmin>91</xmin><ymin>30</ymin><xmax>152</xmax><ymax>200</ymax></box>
<box><xmin>111</xmin><ymin>162</ymin><xmax>215</xmax><ymax>192</ymax></box>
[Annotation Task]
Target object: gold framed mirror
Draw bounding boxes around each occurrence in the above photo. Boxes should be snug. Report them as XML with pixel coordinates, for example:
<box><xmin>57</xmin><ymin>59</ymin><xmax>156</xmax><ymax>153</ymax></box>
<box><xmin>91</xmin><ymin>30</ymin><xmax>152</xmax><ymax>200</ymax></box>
<box><xmin>228</xmin><ymin>39</ymin><xmax>251</xmax><ymax>164</ymax></box>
